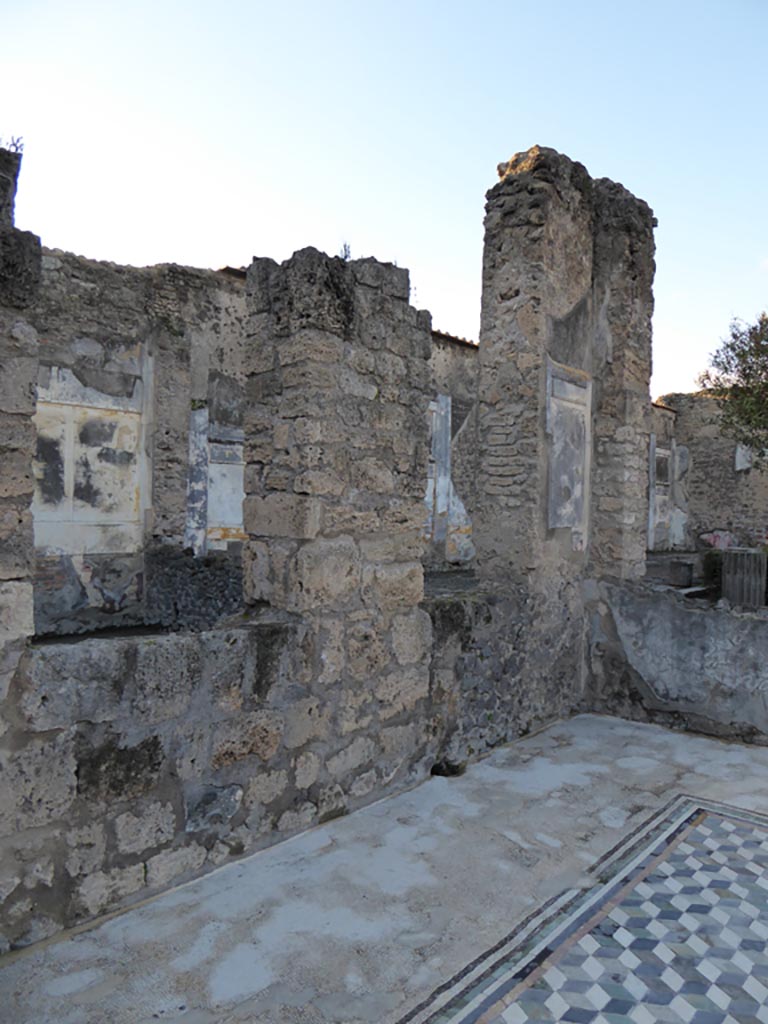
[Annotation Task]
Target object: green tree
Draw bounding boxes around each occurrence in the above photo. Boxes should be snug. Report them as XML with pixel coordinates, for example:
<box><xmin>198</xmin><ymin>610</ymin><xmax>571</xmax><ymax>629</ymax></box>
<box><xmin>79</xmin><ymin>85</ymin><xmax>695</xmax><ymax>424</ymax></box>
<box><xmin>699</xmin><ymin>312</ymin><xmax>768</xmax><ymax>463</ymax></box>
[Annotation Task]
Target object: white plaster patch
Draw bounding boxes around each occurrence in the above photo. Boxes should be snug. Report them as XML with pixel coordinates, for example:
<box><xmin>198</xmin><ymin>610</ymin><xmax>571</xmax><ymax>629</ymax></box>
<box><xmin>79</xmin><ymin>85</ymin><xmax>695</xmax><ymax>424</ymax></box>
<box><xmin>42</xmin><ymin>968</ymin><xmax>105</xmax><ymax>997</ymax></box>
<box><xmin>599</xmin><ymin>806</ymin><xmax>629</xmax><ymax>829</ymax></box>
<box><xmin>208</xmin><ymin>943</ymin><xmax>274</xmax><ymax>1007</ymax></box>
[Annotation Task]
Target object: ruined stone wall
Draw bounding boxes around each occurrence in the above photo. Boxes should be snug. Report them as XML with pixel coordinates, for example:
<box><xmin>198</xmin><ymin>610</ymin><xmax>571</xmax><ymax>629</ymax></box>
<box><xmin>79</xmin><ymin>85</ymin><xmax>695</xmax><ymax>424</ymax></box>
<box><xmin>242</xmin><ymin>248</ymin><xmax>441</xmax><ymax>813</ymax></box>
<box><xmin>661</xmin><ymin>391</ymin><xmax>768</xmax><ymax>548</ymax></box>
<box><xmin>424</xmin><ymin>146</ymin><xmax>656</xmax><ymax>760</ymax></box>
<box><xmin>0</xmin><ymin>146</ymin><xmax>663</xmax><ymax>948</ymax></box>
<box><xmin>588</xmin><ymin>580</ymin><xmax>768</xmax><ymax>744</ymax></box>
<box><xmin>0</xmin><ymin>617</ymin><xmax>319</xmax><ymax>948</ymax></box>
<box><xmin>23</xmin><ymin>251</ymin><xmax>247</xmax><ymax>634</ymax></box>
<box><xmin>0</xmin><ymin>149</ymin><xmax>40</xmax><ymax>739</ymax></box>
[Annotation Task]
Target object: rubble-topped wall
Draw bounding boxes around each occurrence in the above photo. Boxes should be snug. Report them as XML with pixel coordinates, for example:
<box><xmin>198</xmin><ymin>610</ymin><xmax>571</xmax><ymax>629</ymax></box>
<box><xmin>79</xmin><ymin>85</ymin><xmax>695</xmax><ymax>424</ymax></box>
<box><xmin>0</xmin><ymin>148</ymin><xmax>40</xmax><ymax>727</ymax></box>
<box><xmin>475</xmin><ymin>146</ymin><xmax>655</xmax><ymax>583</ymax></box>
<box><xmin>24</xmin><ymin>251</ymin><xmax>247</xmax><ymax>634</ymax></box>
<box><xmin>242</xmin><ymin>248</ymin><xmax>441</xmax><ymax>811</ymax></box>
<box><xmin>423</xmin><ymin>146</ymin><xmax>656</xmax><ymax>761</ymax></box>
<box><xmin>661</xmin><ymin>391</ymin><xmax>768</xmax><ymax>549</ymax></box>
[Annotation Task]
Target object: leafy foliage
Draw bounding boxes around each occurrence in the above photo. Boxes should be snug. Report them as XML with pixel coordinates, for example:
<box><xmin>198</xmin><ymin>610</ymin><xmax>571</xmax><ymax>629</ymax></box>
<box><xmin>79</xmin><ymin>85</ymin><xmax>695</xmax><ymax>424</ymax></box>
<box><xmin>699</xmin><ymin>313</ymin><xmax>768</xmax><ymax>463</ymax></box>
<box><xmin>0</xmin><ymin>136</ymin><xmax>23</xmax><ymax>153</ymax></box>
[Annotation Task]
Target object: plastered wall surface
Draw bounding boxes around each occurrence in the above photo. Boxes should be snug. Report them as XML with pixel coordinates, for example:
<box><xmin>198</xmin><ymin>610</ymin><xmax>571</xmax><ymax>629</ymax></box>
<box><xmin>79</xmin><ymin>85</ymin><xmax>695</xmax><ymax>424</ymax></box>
<box><xmin>24</xmin><ymin>250</ymin><xmax>247</xmax><ymax>634</ymax></box>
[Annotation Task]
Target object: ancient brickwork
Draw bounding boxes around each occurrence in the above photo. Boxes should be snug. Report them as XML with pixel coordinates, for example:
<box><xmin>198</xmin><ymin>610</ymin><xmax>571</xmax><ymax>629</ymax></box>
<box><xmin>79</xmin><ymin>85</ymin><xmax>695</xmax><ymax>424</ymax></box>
<box><xmin>661</xmin><ymin>392</ymin><xmax>768</xmax><ymax>548</ymax></box>
<box><xmin>474</xmin><ymin>148</ymin><xmax>654</xmax><ymax>581</ymax></box>
<box><xmin>0</xmin><ymin>150</ymin><xmax>40</xmax><ymax>720</ymax></box>
<box><xmin>589</xmin><ymin>180</ymin><xmax>655</xmax><ymax>578</ymax></box>
<box><xmin>242</xmin><ymin>248</ymin><xmax>438</xmax><ymax>821</ymax></box>
<box><xmin>0</xmin><ymin>618</ymin><xmax>319</xmax><ymax>948</ymax></box>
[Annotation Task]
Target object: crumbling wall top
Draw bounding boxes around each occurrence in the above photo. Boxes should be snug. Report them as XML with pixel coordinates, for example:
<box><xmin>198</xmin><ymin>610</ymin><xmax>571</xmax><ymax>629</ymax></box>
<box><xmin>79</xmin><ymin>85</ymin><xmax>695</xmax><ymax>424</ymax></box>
<box><xmin>0</xmin><ymin>147</ymin><xmax>22</xmax><ymax>229</ymax></box>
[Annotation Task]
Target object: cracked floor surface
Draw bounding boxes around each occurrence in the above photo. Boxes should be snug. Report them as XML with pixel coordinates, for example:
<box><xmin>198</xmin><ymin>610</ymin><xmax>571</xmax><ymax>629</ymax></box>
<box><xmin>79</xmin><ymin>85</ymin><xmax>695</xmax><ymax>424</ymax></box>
<box><xmin>3</xmin><ymin>714</ymin><xmax>768</xmax><ymax>1024</ymax></box>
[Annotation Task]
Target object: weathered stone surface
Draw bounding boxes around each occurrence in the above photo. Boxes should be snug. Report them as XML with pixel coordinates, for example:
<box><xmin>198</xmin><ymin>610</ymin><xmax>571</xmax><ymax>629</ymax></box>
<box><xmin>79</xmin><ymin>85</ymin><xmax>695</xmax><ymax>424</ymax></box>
<box><xmin>391</xmin><ymin>609</ymin><xmax>433</xmax><ymax>666</ymax></box>
<box><xmin>185</xmin><ymin>786</ymin><xmax>243</xmax><ymax>833</ymax></box>
<box><xmin>114</xmin><ymin>802</ymin><xmax>176</xmax><ymax>856</ymax></box>
<box><xmin>326</xmin><ymin>737</ymin><xmax>377</xmax><ymax>780</ymax></box>
<box><xmin>281</xmin><ymin>697</ymin><xmax>330</xmax><ymax>749</ymax></box>
<box><xmin>0</xmin><ymin>732</ymin><xmax>76</xmax><ymax>836</ymax></box>
<box><xmin>245</xmin><ymin>768</ymin><xmax>289</xmax><ymax>807</ymax></box>
<box><xmin>211</xmin><ymin>710</ymin><xmax>283</xmax><ymax>768</ymax></box>
<box><xmin>244</xmin><ymin>493</ymin><xmax>323</xmax><ymax>540</ymax></box>
<box><xmin>292</xmin><ymin>537</ymin><xmax>360</xmax><ymax>610</ymax></box>
<box><xmin>145</xmin><ymin>845</ymin><xmax>207</xmax><ymax>890</ymax></box>
<box><xmin>76</xmin><ymin>864</ymin><xmax>145</xmax><ymax>917</ymax></box>
<box><xmin>293</xmin><ymin>751</ymin><xmax>320</xmax><ymax>790</ymax></box>
<box><xmin>362</xmin><ymin>562</ymin><xmax>424</xmax><ymax>610</ymax></box>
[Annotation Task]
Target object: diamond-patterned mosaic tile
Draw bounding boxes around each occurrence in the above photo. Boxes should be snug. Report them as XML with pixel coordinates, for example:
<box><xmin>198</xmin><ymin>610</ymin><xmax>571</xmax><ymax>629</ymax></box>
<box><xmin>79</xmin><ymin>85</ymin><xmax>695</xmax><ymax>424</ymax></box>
<box><xmin>399</xmin><ymin>797</ymin><xmax>768</xmax><ymax>1024</ymax></box>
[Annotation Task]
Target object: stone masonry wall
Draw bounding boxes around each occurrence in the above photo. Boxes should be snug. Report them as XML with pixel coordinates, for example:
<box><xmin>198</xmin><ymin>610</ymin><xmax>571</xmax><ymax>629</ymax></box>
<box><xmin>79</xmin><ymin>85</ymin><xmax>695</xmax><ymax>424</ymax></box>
<box><xmin>242</xmin><ymin>248</ymin><xmax>440</xmax><ymax>815</ymax></box>
<box><xmin>0</xmin><ymin>617</ymin><xmax>322</xmax><ymax>948</ymax></box>
<box><xmin>588</xmin><ymin>580</ymin><xmax>768</xmax><ymax>744</ymax></box>
<box><xmin>662</xmin><ymin>391</ymin><xmax>768</xmax><ymax>548</ymax></box>
<box><xmin>24</xmin><ymin>251</ymin><xmax>246</xmax><ymax>634</ymax></box>
<box><xmin>0</xmin><ymin>148</ymin><xmax>40</xmax><ymax>751</ymax></box>
<box><xmin>434</xmin><ymin>146</ymin><xmax>656</xmax><ymax>757</ymax></box>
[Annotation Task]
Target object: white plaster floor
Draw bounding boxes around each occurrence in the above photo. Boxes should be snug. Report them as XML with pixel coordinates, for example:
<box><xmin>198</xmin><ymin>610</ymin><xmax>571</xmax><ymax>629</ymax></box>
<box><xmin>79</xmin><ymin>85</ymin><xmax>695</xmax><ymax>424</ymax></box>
<box><xmin>3</xmin><ymin>714</ymin><xmax>768</xmax><ymax>1024</ymax></box>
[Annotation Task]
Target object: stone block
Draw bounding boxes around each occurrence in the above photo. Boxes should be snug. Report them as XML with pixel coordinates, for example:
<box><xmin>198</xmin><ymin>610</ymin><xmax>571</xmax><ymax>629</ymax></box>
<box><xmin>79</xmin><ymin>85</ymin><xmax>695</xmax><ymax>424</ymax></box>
<box><xmin>375</xmin><ymin>667</ymin><xmax>430</xmax><ymax>719</ymax></box>
<box><xmin>347</xmin><ymin>621</ymin><xmax>391</xmax><ymax>679</ymax></box>
<box><xmin>292</xmin><ymin>536</ymin><xmax>360</xmax><ymax>610</ymax></box>
<box><xmin>282</xmin><ymin>697</ymin><xmax>331</xmax><ymax>749</ymax></box>
<box><xmin>245</xmin><ymin>768</ymin><xmax>289</xmax><ymax>807</ymax></box>
<box><xmin>277</xmin><ymin>801</ymin><xmax>317</xmax><ymax>834</ymax></box>
<box><xmin>0</xmin><ymin>579</ymin><xmax>33</xmax><ymax>645</ymax></box>
<box><xmin>243</xmin><ymin>540</ymin><xmax>273</xmax><ymax>603</ymax></box>
<box><xmin>65</xmin><ymin>824</ymin><xmax>106</xmax><ymax>877</ymax></box>
<box><xmin>391</xmin><ymin>609</ymin><xmax>433</xmax><ymax>666</ymax></box>
<box><xmin>131</xmin><ymin>634</ymin><xmax>200</xmax><ymax>725</ymax></box>
<box><xmin>76</xmin><ymin>863</ymin><xmax>145</xmax><ymax>917</ymax></box>
<box><xmin>18</xmin><ymin>638</ymin><xmax>130</xmax><ymax>731</ymax></box>
<box><xmin>0</xmin><ymin>732</ymin><xmax>77</xmax><ymax>837</ymax></box>
<box><xmin>294</xmin><ymin>751</ymin><xmax>320</xmax><ymax>790</ymax></box>
<box><xmin>114</xmin><ymin>802</ymin><xmax>176</xmax><ymax>856</ymax></box>
<box><xmin>326</xmin><ymin>736</ymin><xmax>377</xmax><ymax>780</ymax></box>
<box><xmin>244</xmin><ymin>493</ymin><xmax>322</xmax><ymax>539</ymax></box>
<box><xmin>201</xmin><ymin>629</ymin><xmax>251</xmax><ymax>713</ymax></box>
<box><xmin>75</xmin><ymin>733</ymin><xmax>165</xmax><ymax>803</ymax></box>
<box><xmin>145</xmin><ymin>844</ymin><xmax>207</xmax><ymax>890</ymax></box>
<box><xmin>211</xmin><ymin>710</ymin><xmax>283</xmax><ymax>768</ymax></box>
<box><xmin>185</xmin><ymin>785</ymin><xmax>243</xmax><ymax>832</ymax></box>
<box><xmin>362</xmin><ymin>561</ymin><xmax>424</xmax><ymax>610</ymax></box>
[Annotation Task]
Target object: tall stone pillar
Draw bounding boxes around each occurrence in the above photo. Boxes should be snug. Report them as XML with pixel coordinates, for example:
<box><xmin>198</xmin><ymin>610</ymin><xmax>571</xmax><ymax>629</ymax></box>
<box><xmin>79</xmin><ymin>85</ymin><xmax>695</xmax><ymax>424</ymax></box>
<box><xmin>0</xmin><ymin>147</ymin><xmax>41</xmax><ymax>695</ymax></box>
<box><xmin>590</xmin><ymin>180</ymin><xmax>655</xmax><ymax>579</ymax></box>
<box><xmin>474</xmin><ymin>146</ymin><xmax>655</xmax><ymax>585</ymax></box>
<box><xmin>242</xmin><ymin>247</ymin><xmax>434</xmax><ymax>801</ymax></box>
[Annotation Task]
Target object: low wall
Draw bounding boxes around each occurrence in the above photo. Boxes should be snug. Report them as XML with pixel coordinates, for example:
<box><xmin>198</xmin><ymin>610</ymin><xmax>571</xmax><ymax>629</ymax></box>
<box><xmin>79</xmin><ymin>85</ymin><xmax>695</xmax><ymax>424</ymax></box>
<box><xmin>0</xmin><ymin>614</ymin><xmax>446</xmax><ymax>950</ymax></box>
<box><xmin>588</xmin><ymin>580</ymin><xmax>768</xmax><ymax>743</ymax></box>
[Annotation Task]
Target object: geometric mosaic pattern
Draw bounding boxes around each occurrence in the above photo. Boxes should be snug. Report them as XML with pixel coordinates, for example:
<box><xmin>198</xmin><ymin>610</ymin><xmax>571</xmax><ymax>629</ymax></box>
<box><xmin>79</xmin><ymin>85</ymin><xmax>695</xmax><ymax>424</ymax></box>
<box><xmin>398</xmin><ymin>797</ymin><xmax>768</xmax><ymax>1024</ymax></box>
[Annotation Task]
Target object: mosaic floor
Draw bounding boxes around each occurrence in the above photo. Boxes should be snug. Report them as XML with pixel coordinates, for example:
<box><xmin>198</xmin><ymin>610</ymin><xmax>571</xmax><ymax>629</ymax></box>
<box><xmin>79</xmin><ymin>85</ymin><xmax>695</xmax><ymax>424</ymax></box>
<box><xmin>400</xmin><ymin>796</ymin><xmax>768</xmax><ymax>1024</ymax></box>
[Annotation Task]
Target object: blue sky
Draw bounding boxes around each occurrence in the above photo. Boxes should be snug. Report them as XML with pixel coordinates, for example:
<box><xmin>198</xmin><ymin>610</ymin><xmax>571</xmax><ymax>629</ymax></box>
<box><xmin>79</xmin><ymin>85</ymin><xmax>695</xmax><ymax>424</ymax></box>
<box><xmin>3</xmin><ymin>0</ymin><xmax>766</xmax><ymax>397</ymax></box>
